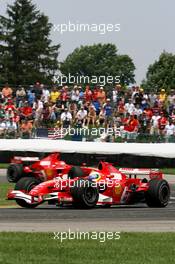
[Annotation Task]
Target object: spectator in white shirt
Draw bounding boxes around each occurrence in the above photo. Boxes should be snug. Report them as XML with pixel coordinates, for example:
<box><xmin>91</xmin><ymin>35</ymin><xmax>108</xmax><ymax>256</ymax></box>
<box><xmin>112</xmin><ymin>87</ymin><xmax>118</xmax><ymax>103</ymax></box>
<box><xmin>133</xmin><ymin>104</ymin><xmax>143</xmax><ymax>117</ymax></box>
<box><xmin>0</xmin><ymin>119</ymin><xmax>6</xmax><ymax>136</ymax></box>
<box><xmin>164</xmin><ymin>120</ymin><xmax>175</xmax><ymax>142</ymax></box>
<box><xmin>42</xmin><ymin>86</ymin><xmax>50</xmax><ymax>103</ymax></box>
<box><xmin>61</xmin><ymin>108</ymin><xmax>72</xmax><ymax>128</ymax></box>
<box><xmin>150</xmin><ymin>112</ymin><xmax>161</xmax><ymax>135</ymax></box>
<box><xmin>76</xmin><ymin>106</ymin><xmax>87</xmax><ymax>126</ymax></box>
<box><xmin>124</xmin><ymin>99</ymin><xmax>135</xmax><ymax>115</ymax></box>
<box><xmin>71</xmin><ymin>86</ymin><xmax>79</xmax><ymax>102</ymax></box>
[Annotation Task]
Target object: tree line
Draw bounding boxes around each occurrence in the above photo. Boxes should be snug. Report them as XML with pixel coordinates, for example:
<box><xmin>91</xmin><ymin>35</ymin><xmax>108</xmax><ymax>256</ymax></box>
<box><xmin>0</xmin><ymin>0</ymin><xmax>174</xmax><ymax>91</ymax></box>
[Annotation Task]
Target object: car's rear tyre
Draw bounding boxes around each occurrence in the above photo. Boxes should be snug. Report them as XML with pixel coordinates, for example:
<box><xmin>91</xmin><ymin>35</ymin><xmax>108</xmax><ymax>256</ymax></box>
<box><xmin>68</xmin><ymin>166</ymin><xmax>84</xmax><ymax>179</ymax></box>
<box><xmin>15</xmin><ymin>177</ymin><xmax>40</xmax><ymax>208</ymax></box>
<box><xmin>7</xmin><ymin>164</ymin><xmax>23</xmax><ymax>183</ymax></box>
<box><xmin>70</xmin><ymin>179</ymin><xmax>99</xmax><ymax>209</ymax></box>
<box><xmin>145</xmin><ymin>179</ymin><xmax>170</xmax><ymax>208</ymax></box>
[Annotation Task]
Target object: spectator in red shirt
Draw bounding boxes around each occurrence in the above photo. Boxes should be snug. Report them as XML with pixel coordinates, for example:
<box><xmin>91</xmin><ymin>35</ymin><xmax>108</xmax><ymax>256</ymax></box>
<box><xmin>117</xmin><ymin>99</ymin><xmax>125</xmax><ymax>115</ymax></box>
<box><xmin>122</xmin><ymin>115</ymin><xmax>139</xmax><ymax>141</ymax></box>
<box><xmin>158</xmin><ymin>113</ymin><xmax>168</xmax><ymax>135</ymax></box>
<box><xmin>124</xmin><ymin>115</ymin><xmax>139</xmax><ymax>133</ymax></box>
<box><xmin>19</xmin><ymin>102</ymin><xmax>33</xmax><ymax>120</ymax></box>
<box><xmin>60</xmin><ymin>86</ymin><xmax>69</xmax><ymax>108</ymax></box>
<box><xmin>85</xmin><ymin>85</ymin><xmax>92</xmax><ymax>103</ymax></box>
<box><xmin>4</xmin><ymin>99</ymin><xmax>16</xmax><ymax>112</ymax></box>
<box><xmin>92</xmin><ymin>87</ymin><xmax>99</xmax><ymax>101</ymax></box>
<box><xmin>144</xmin><ymin>106</ymin><xmax>153</xmax><ymax>120</ymax></box>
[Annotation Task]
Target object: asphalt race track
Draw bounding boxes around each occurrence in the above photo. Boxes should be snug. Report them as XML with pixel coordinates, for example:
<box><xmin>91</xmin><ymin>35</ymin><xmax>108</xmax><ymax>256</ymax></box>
<box><xmin>0</xmin><ymin>171</ymin><xmax>175</xmax><ymax>232</ymax></box>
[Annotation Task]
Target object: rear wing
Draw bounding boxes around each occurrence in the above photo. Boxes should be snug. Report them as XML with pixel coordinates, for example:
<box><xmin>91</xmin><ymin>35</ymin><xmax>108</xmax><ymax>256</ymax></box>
<box><xmin>119</xmin><ymin>168</ymin><xmax>163</xmax><ymax>179</ymax></box>
<box><xmin>11</xmin><ymin>156</ymin><xmax>40</xmax><ymax>164</ymax></box>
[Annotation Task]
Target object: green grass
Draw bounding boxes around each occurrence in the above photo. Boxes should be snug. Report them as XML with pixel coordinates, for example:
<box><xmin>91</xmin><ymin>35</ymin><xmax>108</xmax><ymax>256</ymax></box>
<box><xmin>0</xmin><ymin>183</ymin><xmax>15</xmax><ymax>206</ymax></box>
<box><xmin>161</xmin><ymin>168</ymin><xmax>175</xmax><ymax>175</ymax></box>
<box><xmin>0</xmin><ymin>232</ymin><xmax>174</xmax><ymax>264</ymax></box>
<box><xmin>0</xmin><ymin>163</ymin><xmax>8</xmax><ymax>169</ymax></box>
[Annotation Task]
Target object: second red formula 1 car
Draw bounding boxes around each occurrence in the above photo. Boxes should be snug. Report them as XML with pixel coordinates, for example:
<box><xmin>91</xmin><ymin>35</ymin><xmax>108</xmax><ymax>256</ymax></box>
<box><xmin>7</xmin><ymin>153</ymin><xmax>170</xmax><ymax>209</ymax></box>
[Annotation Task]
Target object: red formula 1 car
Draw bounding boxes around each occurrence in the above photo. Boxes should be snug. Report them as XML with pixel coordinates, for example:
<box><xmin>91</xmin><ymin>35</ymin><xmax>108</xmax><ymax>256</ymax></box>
<box><xmin>6</xmin><ymin>153</ymin><xmax>72</xmax><ymax>183</ymax></box>
<box><xmin>7</xmin><ymin>153</ymin><xmax>170</xmax><ymax>209</ymax></box>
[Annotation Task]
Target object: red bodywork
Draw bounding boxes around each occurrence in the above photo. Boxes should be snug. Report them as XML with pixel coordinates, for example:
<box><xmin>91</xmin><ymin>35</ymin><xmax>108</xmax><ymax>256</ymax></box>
<box><xmin>11</xmin><ymin>153</ymin><xmax>72</xmax><ymax>181</ymax></box>
<box><xmin>7</xmin><ymin>153</ymin><xmax>165</xmax><ymax>207</ymax></box>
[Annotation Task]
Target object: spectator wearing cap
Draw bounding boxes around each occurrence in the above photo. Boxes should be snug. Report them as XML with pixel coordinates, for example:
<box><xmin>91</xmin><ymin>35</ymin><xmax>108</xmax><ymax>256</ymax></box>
<box><xmin>159</xmin><ymin>89</ymin><xmax>167</xmax><ymax>103</ymax></box>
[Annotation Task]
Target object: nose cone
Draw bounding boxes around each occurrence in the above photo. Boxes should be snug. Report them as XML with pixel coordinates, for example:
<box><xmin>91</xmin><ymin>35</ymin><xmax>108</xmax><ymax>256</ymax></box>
<box><xmin>29</xmin><ymin>180</ymin><xmax>57</xmax><ymax>196</ymax></box>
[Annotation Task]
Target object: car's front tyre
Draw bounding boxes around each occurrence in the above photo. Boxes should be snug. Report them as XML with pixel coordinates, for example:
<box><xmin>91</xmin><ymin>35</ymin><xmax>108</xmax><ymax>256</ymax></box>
<box><xmin>70</xmin><ymin>179</ymin><xmax>99</xmax><ymax>209</ymax></box>
<box><xmin>15</xmin><ymin>177</ymin><xmax>40</xmax><ymax>208</ymax></box>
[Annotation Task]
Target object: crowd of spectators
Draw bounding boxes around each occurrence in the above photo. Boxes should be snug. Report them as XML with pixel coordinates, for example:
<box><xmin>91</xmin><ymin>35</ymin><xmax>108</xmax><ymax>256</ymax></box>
<box><xmin>0</xmin><ymin>82</ymin><xmax>175</xmax><ymax>142</ymax></box>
